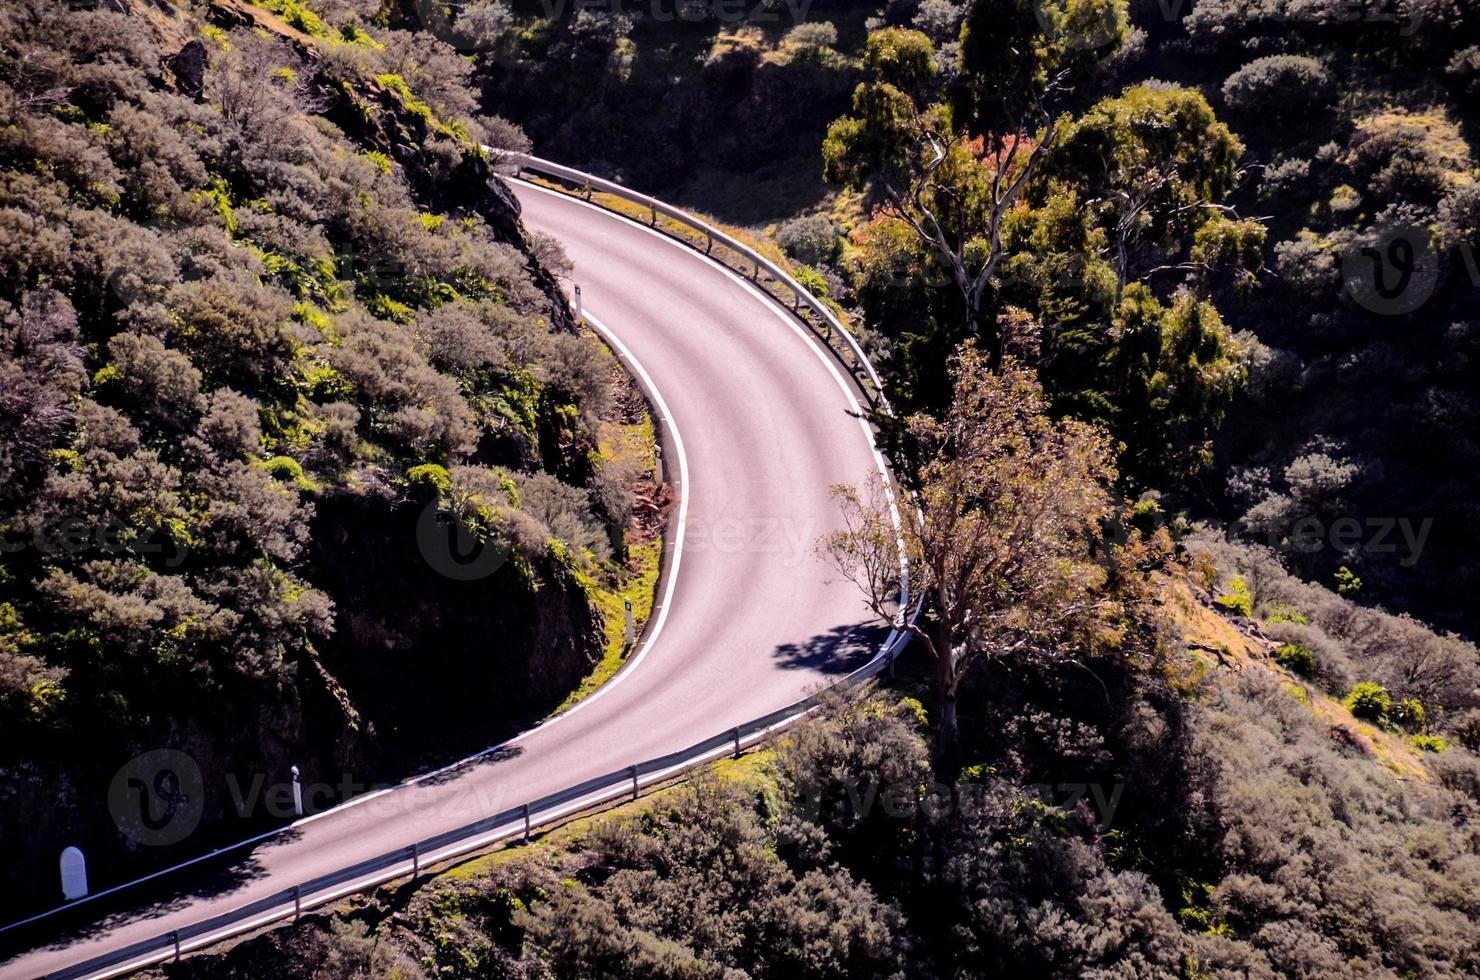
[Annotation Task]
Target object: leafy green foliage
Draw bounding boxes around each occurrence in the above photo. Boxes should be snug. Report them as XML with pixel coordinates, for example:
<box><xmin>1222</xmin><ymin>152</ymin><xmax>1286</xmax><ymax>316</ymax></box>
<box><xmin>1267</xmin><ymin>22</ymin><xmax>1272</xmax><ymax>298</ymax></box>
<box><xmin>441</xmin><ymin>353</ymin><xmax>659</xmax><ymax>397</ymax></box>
<box><xmin>1345</xmin><ymin>681</ymin><xmax>1392</xmax><ymax>722</ymax></box>
<box><xmin>1410</xmin><ymin>733</ymin><xmax>1447</xmax><ymax>753</ymax></box>
<box><xmin>1214</xmin><ymin>576</ymin><xmax>1253</xmax><ymax>616</ymax></box>
<box><xmin>1391</xmin><ymin>696</ymin><xmax>1426</xmax><ymax>731</ymax></box>
<box><xmin>406</xmin><ymin>462</ymin><xmax>453</xmax><ymax>494</ymax></box>
<box><xmin>1273</xmin><ymin>642</ymin><xmax>1315</xmax><ymax>675</ymax></box>
<box><xmin>828</xmin><ymin>23</ymin><xmax>1253</xmax><ymax>487</ymax></box>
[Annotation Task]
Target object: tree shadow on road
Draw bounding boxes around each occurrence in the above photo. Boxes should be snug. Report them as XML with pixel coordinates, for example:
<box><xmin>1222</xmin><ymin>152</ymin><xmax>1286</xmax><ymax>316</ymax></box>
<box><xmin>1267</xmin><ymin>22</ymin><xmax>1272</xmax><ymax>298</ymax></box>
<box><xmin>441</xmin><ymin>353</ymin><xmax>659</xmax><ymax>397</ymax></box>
<box><xmin>771</xmin><ymin>621</ymin><xmax>889</xmax><ymax>675</ymax></box>
<box><xmin>412</xmin><ymin>743</ymin><xmax>524</xmax><ymax>788</ymax></box>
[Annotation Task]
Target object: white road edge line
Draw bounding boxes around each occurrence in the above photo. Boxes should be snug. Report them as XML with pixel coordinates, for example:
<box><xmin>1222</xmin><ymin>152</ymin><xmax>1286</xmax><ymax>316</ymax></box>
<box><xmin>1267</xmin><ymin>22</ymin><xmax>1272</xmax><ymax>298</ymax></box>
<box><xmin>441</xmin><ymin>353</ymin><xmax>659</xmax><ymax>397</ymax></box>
<box><xmin>295</xmin><ymin>305</ymin><xmax>692</xmax><ymax>822</ymax></box>
<box><xmin>533</xmin><ymin>307</ymin><xmax>690</xmax><ymax>721</ymax></box>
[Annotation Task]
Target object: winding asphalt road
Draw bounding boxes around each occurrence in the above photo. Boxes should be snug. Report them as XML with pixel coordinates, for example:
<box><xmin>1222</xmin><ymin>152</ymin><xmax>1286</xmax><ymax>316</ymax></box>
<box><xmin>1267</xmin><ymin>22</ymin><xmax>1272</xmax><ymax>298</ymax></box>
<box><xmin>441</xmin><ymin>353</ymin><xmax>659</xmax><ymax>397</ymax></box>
<box><xmin>1</xmin><ymin>180</ymin><xmax>889</xmax><ymax>979</ymax></box>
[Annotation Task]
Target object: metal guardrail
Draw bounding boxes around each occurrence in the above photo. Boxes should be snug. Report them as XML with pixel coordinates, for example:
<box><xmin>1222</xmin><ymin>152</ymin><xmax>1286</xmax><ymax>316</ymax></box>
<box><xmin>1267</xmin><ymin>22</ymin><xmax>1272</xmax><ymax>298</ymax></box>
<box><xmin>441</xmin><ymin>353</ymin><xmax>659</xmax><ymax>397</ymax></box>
<box><xmin>20</xmin><ymin>155</ymin><xmax>915</xmax><ymax>980</ymax></box>
<box><xmin>507</xmin><ymin>153</ymin><xmax>892</xmax><ymax>413</ymax></box>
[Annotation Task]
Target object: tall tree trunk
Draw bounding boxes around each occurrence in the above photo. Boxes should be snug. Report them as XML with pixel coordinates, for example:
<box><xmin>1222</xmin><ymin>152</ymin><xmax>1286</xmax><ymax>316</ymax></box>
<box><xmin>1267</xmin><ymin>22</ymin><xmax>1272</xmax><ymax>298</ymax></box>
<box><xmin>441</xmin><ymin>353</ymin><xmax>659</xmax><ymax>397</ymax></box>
<box><xmin>937</xmin><ymin>638</ymin><xmax>959</xmax><ymax>746</ymax></box>
<box><xmin>938</xmin><ymin>685</ymin><xmax>959</xmax><ymax>745</ymax></box>
<box><xmin>965</xmin><ymin>288</ymin><xmax>1003</xmax><ymax>371</ymax></box>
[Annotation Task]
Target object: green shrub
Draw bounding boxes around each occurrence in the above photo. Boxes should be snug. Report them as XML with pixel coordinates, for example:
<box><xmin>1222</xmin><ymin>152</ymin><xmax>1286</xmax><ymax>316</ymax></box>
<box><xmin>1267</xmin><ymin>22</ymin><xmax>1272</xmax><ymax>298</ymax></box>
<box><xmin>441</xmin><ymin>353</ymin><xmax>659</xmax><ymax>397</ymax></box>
<box><xmin>375</xmin><ymin>73</ymin><xmax>436</xmax><ymax>126</ymax></box>
<box><xmin>261</xmin><ymin>455</ymin><xmax>317</xmax><ymax>491</ymax></box>
<box><xmin>1410</xmin><ymin>733</ymin><xmax>1447</xmax><ymax>753</ymax></box>
<box><xmin>1215</xmin><ymin>576</ymin><xmax>1253</xmax><ymax>617</ymax></box>
<box><xmin>1345</xmin><ymin>681</ymin><xmax>1391</xmax><ymax>722</ymax></box>
<box><xmin>363</xmin><ymin>150</ymin><xmax>394</xmax><ymax>175</ymax></box>
<box><xmin>407</xmin><ymin>463</ymin><xmax>453</xmax><ymax>494</ymax></box>
<box><xmin>1391</xmin><ymin>697</ymin><xmax>1425</xmax><ymax>731</ymax></box>
<box><xmin>258</xmin><ymin>0</ymin><xmax>330</xmax><ymax>38</ymax></box>
<box><xmin>792</xmin><ymin>264</ymin><xmax>830</xmax><ymax>299</ymax></box>
<box><xmin>264</xmin><ymin>455</ymin><xmax>304</xmax><ymax>482</ymax></box>
<box><xmin>1273</xmin><ymin>643</ymin><xmax>1315</xmax><ymax>676</ymax></box>
<box><xmin>338</xmin><ymin>23</ymin><xmax>384</xmax><ymax>49</ymax></box>
<box><xmin>1263</xmin><ymin>600</ymin><xmax>1307</xmax><ymax>624</ymax></box>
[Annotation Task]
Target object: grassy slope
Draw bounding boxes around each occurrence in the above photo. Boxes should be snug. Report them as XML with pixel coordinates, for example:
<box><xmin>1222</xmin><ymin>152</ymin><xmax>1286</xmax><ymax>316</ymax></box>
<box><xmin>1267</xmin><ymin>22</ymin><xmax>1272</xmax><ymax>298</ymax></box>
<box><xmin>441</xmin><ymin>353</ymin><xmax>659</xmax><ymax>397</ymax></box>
<box><xmin>557</xmin><ymin>335</ymin><xmax>666</xmax><ymax>712</ymax></box>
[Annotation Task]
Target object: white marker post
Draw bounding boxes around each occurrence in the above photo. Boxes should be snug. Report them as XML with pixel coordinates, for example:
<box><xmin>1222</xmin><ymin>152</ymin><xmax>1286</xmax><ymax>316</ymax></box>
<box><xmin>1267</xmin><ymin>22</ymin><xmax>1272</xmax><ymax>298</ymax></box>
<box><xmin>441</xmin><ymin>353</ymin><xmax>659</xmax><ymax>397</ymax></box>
<box><xmin>624</xmin><ymin>598</ymin><xmax>635</xmax><ymax>647</ymax></box>
<box><xmin>574</xmin><ymin>284</ymin><xmax>583</xmax><ymax>324</ymax></box>
<box><xmin>60</xmin><ymin>846</ymin><xmax>87</xmax><ymax>901</ymax></box>
<box><xmin>290</xmin><ymin>765</ymin><xmax>304</xmax><ymax>818</ymax></box>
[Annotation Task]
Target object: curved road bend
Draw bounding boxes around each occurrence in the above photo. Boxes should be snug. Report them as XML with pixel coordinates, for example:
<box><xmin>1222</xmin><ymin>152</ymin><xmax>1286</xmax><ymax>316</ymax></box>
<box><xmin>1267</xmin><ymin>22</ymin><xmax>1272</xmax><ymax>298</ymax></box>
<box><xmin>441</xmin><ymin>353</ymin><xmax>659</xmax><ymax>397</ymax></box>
<box><xmin>2</xmin><ymin>179</ymin><xmax>887</xmax><ymax>979</ymax></box>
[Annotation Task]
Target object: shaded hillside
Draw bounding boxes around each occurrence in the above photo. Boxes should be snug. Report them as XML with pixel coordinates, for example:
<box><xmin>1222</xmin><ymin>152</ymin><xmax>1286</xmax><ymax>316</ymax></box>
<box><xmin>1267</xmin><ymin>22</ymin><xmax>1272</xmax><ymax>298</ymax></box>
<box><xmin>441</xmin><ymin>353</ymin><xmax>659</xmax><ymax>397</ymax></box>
<box><xmin>0</xmin><ymin>0</ymin><xmax>650</xmax><ymax>915</ymax></box>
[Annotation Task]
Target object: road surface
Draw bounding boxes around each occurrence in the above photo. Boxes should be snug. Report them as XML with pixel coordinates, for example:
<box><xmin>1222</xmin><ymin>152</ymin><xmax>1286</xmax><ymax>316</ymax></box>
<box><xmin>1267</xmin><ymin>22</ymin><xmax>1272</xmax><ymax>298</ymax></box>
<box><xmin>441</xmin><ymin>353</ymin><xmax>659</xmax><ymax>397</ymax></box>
<box><xmin>1</xmin><ymin>180</ymin><xmax>889</xmax><ymax>979</ymax></box>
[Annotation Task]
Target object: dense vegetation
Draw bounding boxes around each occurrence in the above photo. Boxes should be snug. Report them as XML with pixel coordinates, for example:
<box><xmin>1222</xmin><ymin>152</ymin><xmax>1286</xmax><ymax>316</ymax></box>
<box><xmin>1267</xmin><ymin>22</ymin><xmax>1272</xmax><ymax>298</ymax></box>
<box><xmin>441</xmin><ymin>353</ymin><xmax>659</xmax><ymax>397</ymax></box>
<box><xmin>154</xmin><ymin>609</ymin><xmax>1480</xmax><ymax>978</ymax></box>
<box><xmin>154</xmin><ymin>349</ymin><xmax>1480</xmax><ymax>979</ymax></box>
<box><xmin>4</xmin><ymin>0</ymin><xmax>1480</xmax><ymax>973</ymax></box>
<box><xmin>131</xmin><ymin>0</ymin><xmax>1479</xmax><ymax>976</ymax></box>
<box><xmin>0</xmin><ymin>0</ymin><xmax>658</xmax><ymax>912</ymax></box>
<box><xmin>472</xmin><ymin>0</ymin><xmax>1480</xmax><ymax>638</ymax></box>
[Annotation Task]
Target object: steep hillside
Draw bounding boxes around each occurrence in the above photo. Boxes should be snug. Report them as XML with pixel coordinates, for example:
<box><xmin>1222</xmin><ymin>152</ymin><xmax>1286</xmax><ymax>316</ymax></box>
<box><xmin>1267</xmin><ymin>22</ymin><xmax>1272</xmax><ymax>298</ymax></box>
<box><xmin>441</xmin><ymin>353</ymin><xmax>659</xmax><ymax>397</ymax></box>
<box><xmin>0</xmin><ymin>0</ymin><xmax>660</xmax><ymax>915</ymax></box>
<box><xmin>141</xmin><ymin>550</ymin><xmax>1480</xmax><ymax>979</ymax></box>
<box><xmin>121</xmin><ymin>326</ymin><xmax>1480</xmax><ymax>980</ymax></box>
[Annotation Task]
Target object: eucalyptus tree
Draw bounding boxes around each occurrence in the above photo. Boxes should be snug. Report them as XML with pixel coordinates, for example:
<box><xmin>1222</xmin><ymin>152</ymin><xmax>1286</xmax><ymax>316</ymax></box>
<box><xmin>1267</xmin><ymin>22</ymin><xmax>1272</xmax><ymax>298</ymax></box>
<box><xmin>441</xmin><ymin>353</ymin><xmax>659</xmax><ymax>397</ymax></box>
<box><xmin>822</xmin><ymin>346</ymin><xmax>1131</xmax><ymax>744</ymax></box>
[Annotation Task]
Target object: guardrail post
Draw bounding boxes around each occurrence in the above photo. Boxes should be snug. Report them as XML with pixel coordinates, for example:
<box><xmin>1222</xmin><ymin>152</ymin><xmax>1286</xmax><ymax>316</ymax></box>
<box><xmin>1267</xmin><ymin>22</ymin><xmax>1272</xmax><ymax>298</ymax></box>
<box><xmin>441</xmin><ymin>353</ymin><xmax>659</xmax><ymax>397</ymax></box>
<box><xmin>629</xmin><ymin>765</ymin><xmax>639</xmax><ymax>800</ymax></box>
<box><xmin>705</xmin><ymin>232</ymin><xmax>713</xmax><ymax>255</ymax></box>
<box><xmin>411</xmin><ymin>842</ymin><xmax>419</xmax><ymax>879</ymax></box>
<box><xmin>173</xmin><ymin>929</ymin><xmax>181</xmax><ymax>960</ymax></box>
<box><xmin>582</xmin><ymin>179</ymin><xmax>592</xmax><ymax>201</ymax></box>
<box><xmin>732</xmin><ymin>728</ymin><xmax>741</xmax><ymax>759</ymax></box>
<box><xmin>293</xmin><ymin>884</ymin><xmax>301</xmax><ymax>921</ymax></box>
<box><xmin>523</xmin><ymin>802</ymin><xmax>532</xmax><ymax>842</ymax></box>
